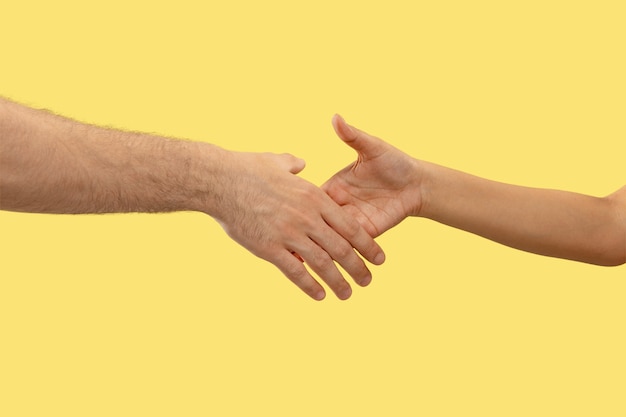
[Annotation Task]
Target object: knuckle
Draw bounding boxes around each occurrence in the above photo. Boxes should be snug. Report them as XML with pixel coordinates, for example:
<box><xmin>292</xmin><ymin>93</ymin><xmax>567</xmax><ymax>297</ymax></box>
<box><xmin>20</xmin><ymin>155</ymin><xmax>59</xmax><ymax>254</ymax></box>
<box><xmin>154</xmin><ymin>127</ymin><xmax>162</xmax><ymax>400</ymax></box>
<box><xmin>309</xmin><ymin>249</ymin><xmax>332</xmax><ymax>268</ymax></box>
<box><xmin>343</xmin><ymin>218</ymin><xmax>361</xmax><ymax>238</ymax></box>
<box><xmin>301</xmin><ymin>183</ymin><xmax>320</xmax><ymax>201</ymax></box>
<box><xmin>334</xmin><ymin>241</ymin><xmax>355</xmax><ymax>260</ymax></box>
<box><xmin>283</xmin><ymin>261</ymin><xmax>306</xmax><ymax>281</ymax></box>
<box><xmin>301</xmin><ymin>281</ymin><xmax>320</xmax><ymax>296</ymax></box>
<box><xmin>361</xmin><ymin>239</ymin><xmax>378</xmax><ymax>256</ymax></box>
<box><xmin>298</xmin><ymin>214</ymin><xmax>317</xmax><ymax>231</ymax></box>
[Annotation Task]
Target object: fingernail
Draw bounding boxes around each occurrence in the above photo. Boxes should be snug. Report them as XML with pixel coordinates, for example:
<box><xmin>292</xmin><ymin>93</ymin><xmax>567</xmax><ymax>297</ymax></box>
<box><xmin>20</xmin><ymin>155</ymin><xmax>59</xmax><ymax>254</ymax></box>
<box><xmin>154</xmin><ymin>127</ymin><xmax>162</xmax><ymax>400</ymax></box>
<box><xmin>341</xmin><ymin>117</ymin><xmax>355</xmax><ymax>136</ymax></box>
<box><xmin>334</xmin><ymin>114</ymin><xmax>352</xmax><ymax>134</ymax></box>
<box><xmin>339</xmin><ymin>287</ymin><xmax>352</xmax><ymax>300</ymax></box>
<box><xmin>314</xmin><ymin>291</ymin><xmax>326</xmax><ymax>301</ymax></box>
<box><xmin>374</xmin><ymin>252</ymin><xmax>386</xmax><ymax>265</ymax></box>
<box><xmin>360</xmin><ymin>274</ymin><xmax>372</xmax><ymax>287</ymax></box>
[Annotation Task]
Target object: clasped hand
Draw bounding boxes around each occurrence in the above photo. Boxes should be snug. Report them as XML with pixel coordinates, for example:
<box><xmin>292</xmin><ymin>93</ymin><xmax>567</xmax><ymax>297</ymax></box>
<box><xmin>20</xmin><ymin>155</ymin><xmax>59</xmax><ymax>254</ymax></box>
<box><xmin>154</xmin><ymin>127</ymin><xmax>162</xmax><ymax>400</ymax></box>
<box><xmin>215</xmin><ymin>115</ymin><xmax>421</xmax><ymax>301</ymax></box>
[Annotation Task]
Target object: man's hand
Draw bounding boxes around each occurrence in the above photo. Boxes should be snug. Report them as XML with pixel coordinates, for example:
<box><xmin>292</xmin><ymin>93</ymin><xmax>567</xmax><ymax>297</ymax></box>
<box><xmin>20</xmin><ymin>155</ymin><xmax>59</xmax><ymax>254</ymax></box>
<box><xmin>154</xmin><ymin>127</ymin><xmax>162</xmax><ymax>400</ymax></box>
<box><xmin>210</xmin><ymin>149</ymin><xmax>386</xmax><ymax>301</ymax></box>
<box><xmin>0</xmin><ymin>98</ymin><xmax>386</xmax><ymax>301</ymax></box>
<box><xmin>322</xmin><ymin>115</ymin><xmax>423</xmax><ymax>238</ymax></box>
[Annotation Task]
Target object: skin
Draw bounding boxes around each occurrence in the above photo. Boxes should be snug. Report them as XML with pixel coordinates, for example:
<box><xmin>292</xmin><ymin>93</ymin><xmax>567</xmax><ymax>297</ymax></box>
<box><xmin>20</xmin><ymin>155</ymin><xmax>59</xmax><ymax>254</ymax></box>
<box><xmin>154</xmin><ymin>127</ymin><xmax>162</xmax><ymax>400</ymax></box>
<box><xmin>0</xmin><ymin>98</ymin><xmax>386</xmax><ymax>300</ymax></box>
<box><xmin>323</xmin><ymin>114</ymin><xmax>626</xmax><ymax>266</ymax></box>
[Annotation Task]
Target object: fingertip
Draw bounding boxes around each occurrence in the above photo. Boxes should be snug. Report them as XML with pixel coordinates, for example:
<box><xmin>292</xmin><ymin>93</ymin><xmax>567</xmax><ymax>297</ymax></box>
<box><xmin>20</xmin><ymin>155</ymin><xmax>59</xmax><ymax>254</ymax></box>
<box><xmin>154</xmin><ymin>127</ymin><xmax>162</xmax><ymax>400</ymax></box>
<box><xmin>284</xmin><ymin>153</ymin><xmax>306</xmax><ymax>174</ymax></box>
<box><xmin>314</xmin><ymin>290</ymin><xmax>326</xmax><ymax>301</ymax></box>
<box><xmin>358</xmin><ymin>273</ymin><xmax>372</xmax><ymax>287</ymax></box>
<box><xmin>295</xmin><ymin>157</ymin><xmax>306</xmax><ymax>172</ymax></box>
<box><xmin>373</xmin><ymin>251</ymin><xmax>386</xmax><ymax>265</ymax></box>
<box><xmin>332</xmin><ymin>113</ymin><xmax>356</xmax><ymax>141</ymax></box>
<box><xmin>331</xmin><ymin>114</ymin><xmax>341</xmax><ymax>136</ymax></box>
<box><xmin>338</xmin><ymin>286</ymin><xmax>352</xmax><ymax>300</ymax></box>
<box><xmin>331</xmin><ymin>113</ymin><xmax>343</xmax><ymax>129</ymax></box>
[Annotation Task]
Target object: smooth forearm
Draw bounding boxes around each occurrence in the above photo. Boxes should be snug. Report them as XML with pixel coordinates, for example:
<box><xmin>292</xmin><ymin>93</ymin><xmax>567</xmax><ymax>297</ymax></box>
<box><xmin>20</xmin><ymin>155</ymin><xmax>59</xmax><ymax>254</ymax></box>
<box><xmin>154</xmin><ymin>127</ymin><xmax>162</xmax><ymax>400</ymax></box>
<box><xmin>418</xmin><ymin>161</ymin><xmax>626</xmax><ymax>266</ymax></box>
<box><xmin>0</xmin><ymin>98</ymin><xmax>224</xmax><ymax>214</ymax></box>
<box><xmin>324</xmin><ymin>116</ymin><xmax>625</xmax><ymax>267</ymax></box>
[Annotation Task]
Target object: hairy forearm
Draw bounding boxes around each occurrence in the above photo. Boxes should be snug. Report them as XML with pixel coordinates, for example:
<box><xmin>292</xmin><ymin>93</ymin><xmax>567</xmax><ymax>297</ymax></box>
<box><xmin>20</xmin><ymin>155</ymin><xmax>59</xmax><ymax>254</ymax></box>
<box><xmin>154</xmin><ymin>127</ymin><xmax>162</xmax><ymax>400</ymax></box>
<box><xmin>0</xmin><ymin>97</ymin><xmax>223</xmax><ymax>214</ymax></box>
<box><xmin>0</xmin><ymin>101</ymin><xmax>386</xmax><ymax>299</ymax></box>
<box><xmin>418</xmin><ymin>161</ymin><xmax>626</xmax><ymax>266</ymax></box>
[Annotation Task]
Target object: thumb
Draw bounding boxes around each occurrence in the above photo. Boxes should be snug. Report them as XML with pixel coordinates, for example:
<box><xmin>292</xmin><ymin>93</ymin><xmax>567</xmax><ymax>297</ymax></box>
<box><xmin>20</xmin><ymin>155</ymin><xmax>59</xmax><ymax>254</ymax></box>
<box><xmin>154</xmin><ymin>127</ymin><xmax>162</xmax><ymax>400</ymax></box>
<box><xmin>331</xmin><ymin>114</ymin><xmax>385</xmax><ymax>160</ymax></box>
<box><xmin>277</xmin><ymin>153</ymin><xmax>306</xmax><ymax>174</ymax></box>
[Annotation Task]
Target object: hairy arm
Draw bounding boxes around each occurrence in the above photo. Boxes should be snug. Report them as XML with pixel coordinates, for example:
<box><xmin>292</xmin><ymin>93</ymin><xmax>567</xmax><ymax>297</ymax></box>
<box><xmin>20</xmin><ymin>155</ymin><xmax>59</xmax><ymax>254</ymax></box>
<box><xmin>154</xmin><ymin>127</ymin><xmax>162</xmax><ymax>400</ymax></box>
<box><xmin>0</xmin><ymin>98</ymin><xmax>386</xmax><ymax>300</ymax></box>
<box><xmin>323</xmin><ymin>115</ymin><xmax>626</xmax><ymax>266</ymax></box>
<box><xmin>0</xmin><ymin>97</ymin><xmax>221</xmax><ymax>214</ymax></box>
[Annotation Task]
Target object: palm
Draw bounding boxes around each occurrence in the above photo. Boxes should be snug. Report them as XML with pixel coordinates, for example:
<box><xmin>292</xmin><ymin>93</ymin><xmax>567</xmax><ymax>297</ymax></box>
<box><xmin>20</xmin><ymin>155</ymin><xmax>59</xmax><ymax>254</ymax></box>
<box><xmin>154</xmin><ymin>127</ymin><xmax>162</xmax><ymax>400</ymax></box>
<box><xmin>322</xmin><ymin>116</ymin><xmax>422</xmax><ymax>238</ymax></box>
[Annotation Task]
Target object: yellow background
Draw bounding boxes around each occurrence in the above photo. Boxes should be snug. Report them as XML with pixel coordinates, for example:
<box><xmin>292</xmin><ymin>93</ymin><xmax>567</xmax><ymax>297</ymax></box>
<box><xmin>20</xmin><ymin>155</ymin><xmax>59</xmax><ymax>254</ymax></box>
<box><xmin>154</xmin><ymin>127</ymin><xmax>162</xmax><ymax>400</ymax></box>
<box><xmin>1</xmin><ymin>1</ymin><xmax>624</xmax><ymax>415</ymax></box>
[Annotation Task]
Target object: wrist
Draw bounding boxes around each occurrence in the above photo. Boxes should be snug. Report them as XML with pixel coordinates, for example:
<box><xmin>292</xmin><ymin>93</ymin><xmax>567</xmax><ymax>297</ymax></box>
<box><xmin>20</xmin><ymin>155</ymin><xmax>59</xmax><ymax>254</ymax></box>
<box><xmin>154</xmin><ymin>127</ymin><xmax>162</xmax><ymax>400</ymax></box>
<box><xmin>411</xmin><ymin>159</ymin><xmax>436</xmax><ymax>219</ymax></box>
<box><xmin>403</xmin><ymin>157</ymin><xmax>427</xmax><ymax>218</ymax></box>
<box><xmin>417</xmin><ymin>161</ymin><xmax>469</xmax><ymax>222</ymax></box>
<box><xmin>180</xmin><ymin>142</ymin><xmax>232</xmax><ymax>216</ymax></box>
